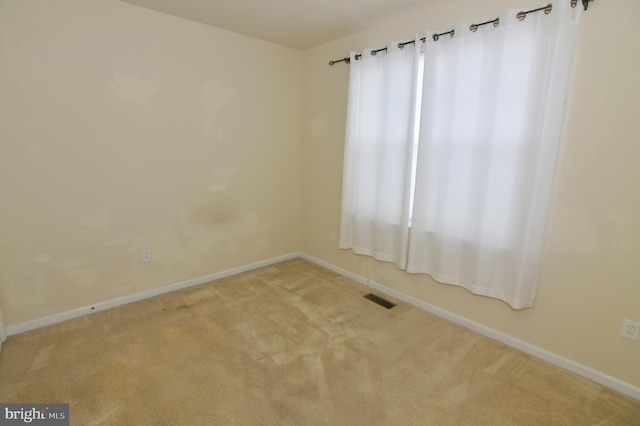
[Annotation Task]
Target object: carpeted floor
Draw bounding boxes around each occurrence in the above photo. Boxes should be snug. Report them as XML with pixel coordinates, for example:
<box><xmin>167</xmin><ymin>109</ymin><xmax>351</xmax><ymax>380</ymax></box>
<box><xmin>1</xmin><ymin>258</ymin><xmax>639</xmax><ymax>425</ymax></box>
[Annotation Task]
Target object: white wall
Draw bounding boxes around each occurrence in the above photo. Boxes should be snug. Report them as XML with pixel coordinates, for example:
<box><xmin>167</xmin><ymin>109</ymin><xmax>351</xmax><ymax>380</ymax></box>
<box><xmin>0</xmin><ymin>0</ymin><xmax>302</xmax><ymax>325</ymax></box>
<box><xmin>301</xmin><ymin>0</ymin><xmax>640</xmax><ymax>389</ymax></box>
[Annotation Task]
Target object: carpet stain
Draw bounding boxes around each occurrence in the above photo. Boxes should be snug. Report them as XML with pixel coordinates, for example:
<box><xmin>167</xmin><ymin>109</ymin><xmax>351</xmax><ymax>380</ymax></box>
<box><xmin>29</xmin><ymin>344</ymin><xmax>56</xmax><ymax>371</ymax></box>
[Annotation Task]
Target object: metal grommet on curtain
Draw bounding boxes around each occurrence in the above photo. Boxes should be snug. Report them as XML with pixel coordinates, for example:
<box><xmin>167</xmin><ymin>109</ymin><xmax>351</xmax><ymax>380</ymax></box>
<box><xmin>397</xmin><ymin>38</ymin><xmax>425</xmax><ymax>51</ymax></box>
<box><xmin>432</xmin><ymin>29</ymin><xmax>454</xmax><ymax>41</ymax></box>
<box><xmin>517</xmin><ymin>4</ymin><xmax>552</xmax><ymax>21</ymax></box>
<box><xmin>370</xmin><ymin>47</ymin><xmax>387</xmax><ymax>57</ymax></box>
<box><xmin>469</xmin><ymin>18</ymin><xmax>499</xmax><ymax>32</ymax></box>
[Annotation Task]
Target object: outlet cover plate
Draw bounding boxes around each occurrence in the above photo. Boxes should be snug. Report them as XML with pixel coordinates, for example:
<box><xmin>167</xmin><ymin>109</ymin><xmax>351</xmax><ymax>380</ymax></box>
<box><xmin>620</xmin><ymin>319</ymin><xmax>639</xmax><ymax>341</ymax></box>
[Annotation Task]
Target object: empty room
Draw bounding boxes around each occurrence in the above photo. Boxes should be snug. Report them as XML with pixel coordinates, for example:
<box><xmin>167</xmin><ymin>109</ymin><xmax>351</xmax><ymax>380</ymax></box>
<box><xmin>1</xmin><ymin>0</ymin><xmax>639</xmax><ymax>424</ymax></box>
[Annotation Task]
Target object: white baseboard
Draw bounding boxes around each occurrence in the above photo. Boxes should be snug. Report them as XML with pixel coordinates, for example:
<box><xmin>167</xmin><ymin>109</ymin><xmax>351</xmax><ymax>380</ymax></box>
<box><xmin>299</xmin><ymin>253</ymin><xmax>640</xmax><ymax>401</ymax></box>
<box><xmin>5</xmin><ymin>252</ymin><xmax>301</xmax><ymax>337</ymax></box>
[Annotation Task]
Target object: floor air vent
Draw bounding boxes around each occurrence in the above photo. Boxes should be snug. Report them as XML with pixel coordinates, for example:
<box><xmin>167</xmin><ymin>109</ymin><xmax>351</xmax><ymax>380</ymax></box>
<box><xmin>364</xmin><ymin>293</ymin><xmax>396</xmax><ymax>310</ymax></box>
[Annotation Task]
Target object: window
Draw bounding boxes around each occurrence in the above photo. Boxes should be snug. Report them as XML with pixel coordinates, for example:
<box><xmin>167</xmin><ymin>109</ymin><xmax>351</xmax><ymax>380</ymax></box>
<box><xmin>340</xmin><ymin>2</ymin><xmax>583</xmax><ymax>309</ymax></box>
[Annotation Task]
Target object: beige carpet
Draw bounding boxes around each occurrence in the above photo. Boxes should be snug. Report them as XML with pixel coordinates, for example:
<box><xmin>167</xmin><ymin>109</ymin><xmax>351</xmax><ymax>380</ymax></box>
<box><xmin>1</xmin><ymin>258</ymin><xmax>638</xmax><ymax>425</ymax></box>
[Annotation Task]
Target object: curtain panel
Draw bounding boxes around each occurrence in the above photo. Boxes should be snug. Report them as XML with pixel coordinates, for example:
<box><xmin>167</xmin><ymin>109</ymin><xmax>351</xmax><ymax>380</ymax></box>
<box><xmin>339</xmin><ymin>39</ymin><xmax>422</xmax><ymax>269</ymax></box>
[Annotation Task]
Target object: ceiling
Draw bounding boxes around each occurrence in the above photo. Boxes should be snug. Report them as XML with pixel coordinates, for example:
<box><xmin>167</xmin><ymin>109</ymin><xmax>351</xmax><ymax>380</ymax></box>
<box><xmin>119</xmin><ymin>0</ymin><xmax>453</xmax><ymax>50</ymax></box>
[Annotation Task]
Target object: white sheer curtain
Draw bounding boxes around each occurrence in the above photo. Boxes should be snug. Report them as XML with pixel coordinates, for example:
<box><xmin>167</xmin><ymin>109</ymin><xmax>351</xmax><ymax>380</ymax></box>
<box><xmin>408</xmin><ymin>2</ymin><xmax>582</xmax><ymax>308</ymax></box>
<box><xmin>339</xmin><ymin>39</ymin><xmax>421</xmax><ymax>269</ymax></box>
<box><xmin>339</xmin><ymin>2</ymin><xmax>583</xmax><ymax>309</ymax></box>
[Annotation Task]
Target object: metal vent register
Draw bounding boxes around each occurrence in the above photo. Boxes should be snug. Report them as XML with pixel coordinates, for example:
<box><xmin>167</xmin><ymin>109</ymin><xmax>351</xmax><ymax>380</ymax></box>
<box><xmin>363</xmin><ymin>293</ymin><xmax>396</xmax><ymax>310</ymax></box>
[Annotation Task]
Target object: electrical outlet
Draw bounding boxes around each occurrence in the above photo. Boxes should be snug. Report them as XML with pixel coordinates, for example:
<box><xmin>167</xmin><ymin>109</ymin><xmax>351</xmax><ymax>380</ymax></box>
<box><xmin>141</xmin><ymin>249</ymin><xmax>152</xmax><ymax>263</ymax></box>
<box><xmin>330</xmin><ymin>231</ymin><xmax>336</xmax><ymax>243</ymax></box>
<box><xmin>620</xmin><ymin>319</ymin><xmax>639</xmax><ymax>341</ymax></box>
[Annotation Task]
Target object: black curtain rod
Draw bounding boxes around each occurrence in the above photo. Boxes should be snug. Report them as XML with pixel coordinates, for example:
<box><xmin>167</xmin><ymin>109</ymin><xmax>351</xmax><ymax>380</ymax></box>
<box><xmin>328</xmin><ymin>0</ymin><xmax>592</xmax><ymax>66</ymax></box>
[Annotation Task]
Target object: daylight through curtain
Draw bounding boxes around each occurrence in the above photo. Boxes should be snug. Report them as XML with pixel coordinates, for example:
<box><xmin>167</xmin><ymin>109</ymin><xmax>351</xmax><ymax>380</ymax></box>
<box><xmin>339</xmin><ymin>39</ymin><xmax>421</xmax><ymax>269</ymax></box>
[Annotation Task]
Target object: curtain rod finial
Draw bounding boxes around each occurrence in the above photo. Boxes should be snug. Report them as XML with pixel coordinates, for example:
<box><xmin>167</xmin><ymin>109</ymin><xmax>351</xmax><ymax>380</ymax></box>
<box><xmin>573</xmin><ymin>0</ymin><xmax>593</xmax><ymax>10</ymax></box>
